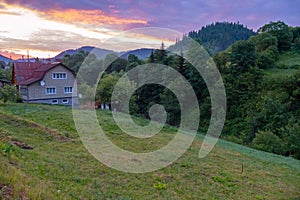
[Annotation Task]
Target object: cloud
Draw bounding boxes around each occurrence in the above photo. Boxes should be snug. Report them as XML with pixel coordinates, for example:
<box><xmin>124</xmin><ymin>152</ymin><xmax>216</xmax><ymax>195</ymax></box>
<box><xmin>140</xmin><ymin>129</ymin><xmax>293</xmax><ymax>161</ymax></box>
<box><xmin>39</xmin><ymin>8</ymin><xmax>147</xmax><ymax>27</ymax></box>
<box><xmin>0</xmin><ymin>0</ymin><xmax>299</xmax><ymax>59</ymax></box>
<box><xmin>0</xmin><ymin>27</ymin><xmax>177</xmax><ymax>57</ymax></box>
<box><xmin>0</xmin><ymin>29</ymin><xmax>102</xmax><ymax>52</ymax></box>
<box><xmin>0</xmin><ymin>50</ymin><xmax>23</xmax><ymax>60</ymax></box>
<box><xmin>0</xmin><ymin>10</ymin><xmax>21</xmax><ymax>15</ymax></box>
<box><xmin>2</xmin><ymin>0</ymin><xmax>300</xmax><ymax>32</ymax></box>
<box><xmin>1</xmin><ymin>1</ymin><xmax>148</xmax><ymax>30</ymax></box>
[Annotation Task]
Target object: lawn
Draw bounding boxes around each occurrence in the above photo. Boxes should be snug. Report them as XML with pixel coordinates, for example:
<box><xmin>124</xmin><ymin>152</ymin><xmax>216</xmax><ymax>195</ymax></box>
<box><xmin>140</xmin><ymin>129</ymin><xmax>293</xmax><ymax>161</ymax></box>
<box><xmin>0</xmin><ymin>103</ymin><xmax>300</xmax><ymax>199</ymax></box>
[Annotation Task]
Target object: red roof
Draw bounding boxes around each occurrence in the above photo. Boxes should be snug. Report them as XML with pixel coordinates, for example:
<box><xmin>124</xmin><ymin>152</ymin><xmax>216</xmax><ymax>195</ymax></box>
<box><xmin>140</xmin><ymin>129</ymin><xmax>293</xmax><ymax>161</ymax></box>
<box><xmin>13</xmin><ymin>62</ymin><xmax>68</xmax><ymax>85</ymax></box>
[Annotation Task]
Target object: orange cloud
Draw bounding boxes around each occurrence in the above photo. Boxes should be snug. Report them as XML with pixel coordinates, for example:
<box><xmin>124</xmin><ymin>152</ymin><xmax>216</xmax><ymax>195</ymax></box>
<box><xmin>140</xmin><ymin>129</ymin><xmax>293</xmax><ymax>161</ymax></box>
<box><xmin>39</xmin><ymin>8</ymin><xmax>147</xmax><ymax>27</ymax></box>
<box><xmin>0</xmin><ymin>50</ymin><xmax>23</xmax><ymax>60</ymax></box>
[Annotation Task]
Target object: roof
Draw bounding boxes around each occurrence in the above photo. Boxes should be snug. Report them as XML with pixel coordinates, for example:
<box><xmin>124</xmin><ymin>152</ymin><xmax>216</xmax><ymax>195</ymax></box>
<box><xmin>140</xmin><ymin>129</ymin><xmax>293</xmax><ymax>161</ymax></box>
<box><xmin>13</xmin><ymin>62</ymin><xmax>72</xmax><ymax>85</ymax></box>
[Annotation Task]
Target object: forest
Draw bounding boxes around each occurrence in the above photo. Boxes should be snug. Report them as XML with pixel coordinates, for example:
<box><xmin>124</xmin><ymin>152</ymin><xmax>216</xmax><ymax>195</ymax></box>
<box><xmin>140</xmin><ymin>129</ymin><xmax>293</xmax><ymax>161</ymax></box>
<box><xmin>63</xmin><ymin>21</ymin><xmax>300</xmax><ymax>159</ymax></box>
<box><xmin>1</xmin><ymin>21</ymin><xmax>300</xmax><ymax>159</ymax></box>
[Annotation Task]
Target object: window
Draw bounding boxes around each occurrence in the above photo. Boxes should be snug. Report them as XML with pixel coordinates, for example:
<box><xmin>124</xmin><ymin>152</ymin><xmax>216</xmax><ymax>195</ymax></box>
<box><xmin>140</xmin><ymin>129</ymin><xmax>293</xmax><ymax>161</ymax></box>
<box><xmin>62</xmin><ymin>99</ymin><xmax>69</xmax><ymax>104</ymax></box>
<box><xmin>20</xmin><ymin>86</ymin><xmax>28</xmax><ymax>95</ymax></box>
<box><xmin>52</xmin><ymin>100</ymin><xmax>58</xmax><ymax>104</ymax></box>
<box><xmin>46</xmin><ymin>87</ymin><xmax>56</xmax><ymax>94</ymax></box>
<box><xmin>52</xmin><ymin>73</ymin><xmax>67</xmax><ymax>79</ymax></box>
<box><xmin>64</xmin><ymin>87</ymin><xmax>73</xmax><ymax>94</ymax></box>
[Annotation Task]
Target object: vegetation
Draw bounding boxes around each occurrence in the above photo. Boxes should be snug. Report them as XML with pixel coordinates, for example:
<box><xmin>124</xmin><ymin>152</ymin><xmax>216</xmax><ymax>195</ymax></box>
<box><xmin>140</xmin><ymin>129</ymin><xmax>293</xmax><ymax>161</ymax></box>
<box><xmin>1</xmin><ymin>20</ymin><xmax>300</xmax><ymax>199</ymax></box>
<box><xmin>217</xmin><ymin>21</ymin><xmax>300</xmax><ymax>158</ymax></box>
<box><xmin>0</xmin><ymin>103</ymin><xmax>299</xmax><ymax>199</ymax></box>
<box><xmin>59</xmin><ymin>21</ymin><xmax>300</xmax><ymax>159</ymax></box>
<box><xmin>188</xmin><ymin>22</ymin><xmax>256</xmax><ymax>54</ymax></box>
<box><xmin>0</xmin><ymin>85</ymin><xmax>19</xmax><ymax>103</ymax></box>
<box><xmin>0</xmin><ymin>64</ymin><xmax>12</xmax><ymax>81</ymax></box>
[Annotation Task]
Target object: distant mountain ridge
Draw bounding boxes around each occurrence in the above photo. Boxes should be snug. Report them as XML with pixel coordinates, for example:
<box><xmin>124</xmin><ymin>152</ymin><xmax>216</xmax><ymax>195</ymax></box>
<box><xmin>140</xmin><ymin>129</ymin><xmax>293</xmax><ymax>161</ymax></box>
<box><xmin>0</xmin><ymin>54</ymin><xmax>12</xmax><ymax>64</ymax></box>
<box><xmin>54</xmin><ymin>46</ymin><xmax>115</xmax><ymax>60</ymax></box>
<box><xmin>55</xmin><ymin>46</ymin><xmax>153</xmax><ymax>60</ymax></box>
<box><xmin>118</xmin><ymin>48</ymin><xmax>153</xmax><ymax>60</ymax></box>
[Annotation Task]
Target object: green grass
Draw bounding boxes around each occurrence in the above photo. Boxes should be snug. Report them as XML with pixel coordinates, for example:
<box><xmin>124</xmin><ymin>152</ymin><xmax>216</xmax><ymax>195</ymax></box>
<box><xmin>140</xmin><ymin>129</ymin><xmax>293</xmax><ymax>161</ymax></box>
<box><xmin>275</xmin><ymin>50</ymin><xmax>300</xmax><ymax>69</ymax></box>
<box><xmin>0</xmin><ymin>103</ymin><xmax>300</xmax><ymax>199</ymax></box>
<box><xmin>265</xmin><ymin>50</ymin><xmax>300</xmax><ymax>76</ymax></box>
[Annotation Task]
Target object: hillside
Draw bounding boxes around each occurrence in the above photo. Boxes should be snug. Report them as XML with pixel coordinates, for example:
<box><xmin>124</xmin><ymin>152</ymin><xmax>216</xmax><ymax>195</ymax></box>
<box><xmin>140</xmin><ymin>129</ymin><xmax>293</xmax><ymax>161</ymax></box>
<box><xmin>188</xmin><ymin>22</ymin><xmax>256</xmax><ymax>54</ymax></box>
<box><xmin>119</xmin><ymin>48</ymin><xmax>153</xmax><ymax>60</ymax></box>
<box><xmin>55</xmin><ymin>46</ymin><xmax>153</xmax><ymax>61</ymax></box>
<box><xmin>54</xmin><ymin>46</ymin><xmax>115</xmax><ymax>60</ymax></box>
<box><xmin>0</xmin><ymin>103</ymin><xmax>299</xmax><ymax>199</ymax></box>
<box><xmin>0</xmin><ymin>54</ymin><xmax>12</xmax><ymax>65</ymax></box>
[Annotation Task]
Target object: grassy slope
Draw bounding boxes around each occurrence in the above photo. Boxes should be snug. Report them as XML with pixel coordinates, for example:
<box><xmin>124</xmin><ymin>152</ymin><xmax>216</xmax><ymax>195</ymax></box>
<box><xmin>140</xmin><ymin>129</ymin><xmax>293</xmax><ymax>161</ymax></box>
<box><xmin>0</xmin><ymin>103</ymin><xmax>299</xmax><ymax>199</ymax></box>
<box><xmin>265</xmin><ymin>50</ymin><xmax>300</xmax><ymax>76</ymax></box>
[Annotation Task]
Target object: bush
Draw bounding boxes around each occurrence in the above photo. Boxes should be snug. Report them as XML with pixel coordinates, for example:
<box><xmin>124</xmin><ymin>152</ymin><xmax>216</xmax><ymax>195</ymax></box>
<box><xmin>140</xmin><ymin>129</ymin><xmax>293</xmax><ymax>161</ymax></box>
<box><xmin>0</xmin><ymin>85</ymin><xmax>19</xmax><ymax>103</ymax></box>
<box><xmin>287</xmin><ymin>123</ymin><xmax>300</xmax><ymax>159</ymax></box>
<box><xmin>252</xmin><ymin>130</ymin><xmax>285</xmax><ymax>155</ymax></box>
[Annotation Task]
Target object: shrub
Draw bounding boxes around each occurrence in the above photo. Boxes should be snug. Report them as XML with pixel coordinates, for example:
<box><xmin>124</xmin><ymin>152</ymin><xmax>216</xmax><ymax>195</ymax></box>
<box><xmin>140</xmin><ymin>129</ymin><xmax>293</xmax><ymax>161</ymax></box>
<box><xmin>0</xmin><ymin>85</ymin><xmax>19</xmax><ymax>103</ymax></box>
<box><xmin>252</xmin><ymin>130</ymin><xmax>285</xmax><ymax>155</ymax></box>
<box><xmin>287</xmin><ymin>123</ymin><xmax>300</xmax><ymax>159</ymax></box>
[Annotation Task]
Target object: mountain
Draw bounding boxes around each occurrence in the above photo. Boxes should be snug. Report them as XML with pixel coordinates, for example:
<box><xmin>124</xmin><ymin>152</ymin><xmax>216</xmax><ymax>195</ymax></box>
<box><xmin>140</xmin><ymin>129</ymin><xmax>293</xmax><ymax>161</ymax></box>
<box><xmin>119</xmin><ymin>48</ymin><xmax>153</xmax><ymax>60</ymax></box>
<box><xmin>54</xmin><ymin>46</ymin><xmax>115</xmax><ymax>60</ymax></box>
<box><xmin>0</xmin><ymin>54</ymin><xmax>12</xmax><ymax>65</ymax></box>
<box><xmin>188</xmin><ymin>22</ymin><xmax>256</xmax><ymax>54</ymax></box>
<box><xmin>55</xmin><ymin>46</ymin><xmax>154</xmax><ymax>61</ymax></box>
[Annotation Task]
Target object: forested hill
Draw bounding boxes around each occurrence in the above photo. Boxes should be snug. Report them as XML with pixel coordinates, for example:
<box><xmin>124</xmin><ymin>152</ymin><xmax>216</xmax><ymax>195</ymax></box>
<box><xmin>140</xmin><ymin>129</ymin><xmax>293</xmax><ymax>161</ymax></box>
<box><xmin>188</xmin><ymin>22</ymin><xmax>256</xmax><ymax>54</ymax></box>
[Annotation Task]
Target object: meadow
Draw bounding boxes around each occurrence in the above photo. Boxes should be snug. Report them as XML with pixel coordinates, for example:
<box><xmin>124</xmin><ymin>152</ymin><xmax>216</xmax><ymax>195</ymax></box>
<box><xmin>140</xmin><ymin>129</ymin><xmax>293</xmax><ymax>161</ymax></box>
<box><xmin>0</xmin><ymin>103</ymin><xmax>299</xmax><ymax>199</ymax></box>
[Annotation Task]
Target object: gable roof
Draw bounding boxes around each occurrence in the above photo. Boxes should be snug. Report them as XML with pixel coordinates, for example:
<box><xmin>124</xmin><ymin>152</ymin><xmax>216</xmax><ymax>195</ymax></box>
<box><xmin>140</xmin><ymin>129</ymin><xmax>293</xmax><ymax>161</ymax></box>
<box><xmin>13</xmin><ymin>62</ymin><xmax>73</xmax><ymax>85</ymax></box>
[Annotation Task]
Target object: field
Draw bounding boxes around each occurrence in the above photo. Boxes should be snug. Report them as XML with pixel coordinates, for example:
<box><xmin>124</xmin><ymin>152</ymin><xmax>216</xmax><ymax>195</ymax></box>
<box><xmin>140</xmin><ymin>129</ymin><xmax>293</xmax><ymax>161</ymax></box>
<box><xmin>0</xmin><ymin>103</ymin><xmax>300</xmax><ymax>199</ymax></box>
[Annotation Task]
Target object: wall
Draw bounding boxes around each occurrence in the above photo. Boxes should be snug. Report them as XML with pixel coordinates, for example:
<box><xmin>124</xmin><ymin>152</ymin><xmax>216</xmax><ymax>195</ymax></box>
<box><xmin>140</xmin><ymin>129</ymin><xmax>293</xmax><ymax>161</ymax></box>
<box><xmin>27</xmin><ymin>65</ymin><xmax>78</xmax><ymax>101</ymax></box>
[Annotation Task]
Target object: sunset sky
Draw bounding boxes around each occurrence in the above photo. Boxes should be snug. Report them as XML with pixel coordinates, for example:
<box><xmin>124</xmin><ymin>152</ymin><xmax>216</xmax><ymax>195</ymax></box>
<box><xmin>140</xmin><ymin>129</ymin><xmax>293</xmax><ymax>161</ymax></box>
<box><xmin>0</xmin><ymin>0</ymin><xmax>299</xmax><ymax>59</ymax></box>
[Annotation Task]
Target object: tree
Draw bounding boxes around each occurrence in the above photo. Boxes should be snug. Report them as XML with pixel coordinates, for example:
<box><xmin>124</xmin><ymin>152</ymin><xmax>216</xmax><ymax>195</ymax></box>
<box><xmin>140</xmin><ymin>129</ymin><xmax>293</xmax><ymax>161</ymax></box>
<box><xmin>287</xmin><ymin>123</ymin><xmax>300</xmax><ymax>159</ymax></box>
<box><xmin>188</xmin><ymin>22</ymin><xmax>256</xmax><ymax>54</ymax></box>
<box><xmin>0</xmin><ymin>85</ymin><xmax>18</xmax><ymax>103</ymax></box>
<box><xmin>110</xmin><ymin>77</ymin><xmax>137</xmax><ymax>113</ymax></box>
<box><xmin>230</xmin><ymin>40</ymin><xmax>256</xmax><ymax>72</ymax></box>
<box><xmin>250</xmin><ymin>32</ymin><xmax>278</xmax><ymax>52</ymax></box>
<box><xmin>0</xmin><ymin>61</ymin><xmax>5</xmax><ymax>69</ymax></box>
<box><xmin>213</xmin><ymin>51</ymin><xmax>230</xmax><ymax>72</ymax></box>
<box><xmin>256</xmin><ymin>45</ymin><xmax>278</xmax><ymax>69</ymax></box>
<box><xmin>258</xmin><ymin>21</ymin><xmax>293</xmax><ymax>52</ymax></box>
<box><xmin>0</xmin><ymin>66</ymin><xmax>12</xmax><ymax>81</ymax></box>
<box><xmin>77</xmin><ymin>53</ymin><xmax>103</xmax><ymax>86</ymax></box>
<box><xmin>78</xmin><ymin>82</ymin><xmax>95</xmax><ymax>105</ymax></box>
<box><xmin>62</xmin><ymin>50</ymin><xmax>92</xmax><ymax>73</ymax></box>
<box><xmin>96</xmin><ymin>74</ymin><xmax>119</xmax><ymax>104</ymax></box>
<box><xmin>103</xmin><ymin>54</ymin><xmax>127</xmax><ymax>73</ymax></box>
<box><xmin>126</xmin><ymin>54</ymin><xmax>141</xmax><ymax>72</ymax></box>
<box><xmin>127</xmin><ymin>54</ymin><xmax>140</xmax><ymax>64</ymax></box>
<box><xmin>148</xmin><ymin>51</ymin><xmax>155</xmax><ymax>63</ymax></box>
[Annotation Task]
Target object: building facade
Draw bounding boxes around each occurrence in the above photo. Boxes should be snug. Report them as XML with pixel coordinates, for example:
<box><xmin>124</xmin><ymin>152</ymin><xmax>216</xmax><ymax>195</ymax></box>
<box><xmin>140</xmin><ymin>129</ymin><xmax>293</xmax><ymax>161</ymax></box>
<box><xmin>12</xmin><ymin>62</ymin><xmax>78</xmax><ymax>105</ymax></box>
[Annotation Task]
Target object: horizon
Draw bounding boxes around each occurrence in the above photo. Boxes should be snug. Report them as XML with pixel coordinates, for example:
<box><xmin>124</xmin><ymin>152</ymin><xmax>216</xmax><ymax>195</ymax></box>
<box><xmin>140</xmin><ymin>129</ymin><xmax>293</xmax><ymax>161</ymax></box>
<box><xmin>0</xmin><ymin>0</ymin><xmax>299</xmax><ymax>59</ymax></box>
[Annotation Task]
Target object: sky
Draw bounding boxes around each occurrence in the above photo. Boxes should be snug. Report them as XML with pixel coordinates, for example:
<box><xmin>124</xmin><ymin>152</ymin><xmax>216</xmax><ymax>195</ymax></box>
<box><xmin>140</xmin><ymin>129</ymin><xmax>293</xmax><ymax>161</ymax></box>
<box><xmin>0</xmin><ymin>0</ymin><xmax>299</xmax><ymax>59</ymax></box>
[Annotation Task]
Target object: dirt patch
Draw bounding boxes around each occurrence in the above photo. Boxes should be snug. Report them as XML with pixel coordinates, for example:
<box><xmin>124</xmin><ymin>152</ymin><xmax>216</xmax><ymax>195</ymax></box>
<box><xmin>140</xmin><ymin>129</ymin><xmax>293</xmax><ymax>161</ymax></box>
<box><xmin>0</xmin><ymin>184</ymin><xmax>14</xmax><ymax>200</ymax></box>
<box><xmin>0</xmin><ymin>184</ymin><xmax>29</xmax><ymax>200</ymax></box>
<box><xmin>11</xmin><ymin>140</ymin><xmax>33</xmax><ymax>150</ymax></box>
<box><xmin>19</xmin><ymin>190</ymin><xmax>29</xmax><ymax>200</ymax></box>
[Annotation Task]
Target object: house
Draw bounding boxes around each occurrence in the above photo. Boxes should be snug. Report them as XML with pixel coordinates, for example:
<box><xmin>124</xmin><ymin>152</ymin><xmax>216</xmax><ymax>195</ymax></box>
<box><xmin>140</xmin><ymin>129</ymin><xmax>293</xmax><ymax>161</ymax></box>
<box><xmin>0</xmin><ymin>79</ymin><xmax>11</xmax><ymax>88</ymax></box>
<box><xmin>12</xmin><ymin>62</ymin><xmax>78</xmax><ymax>105</ymax></box>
